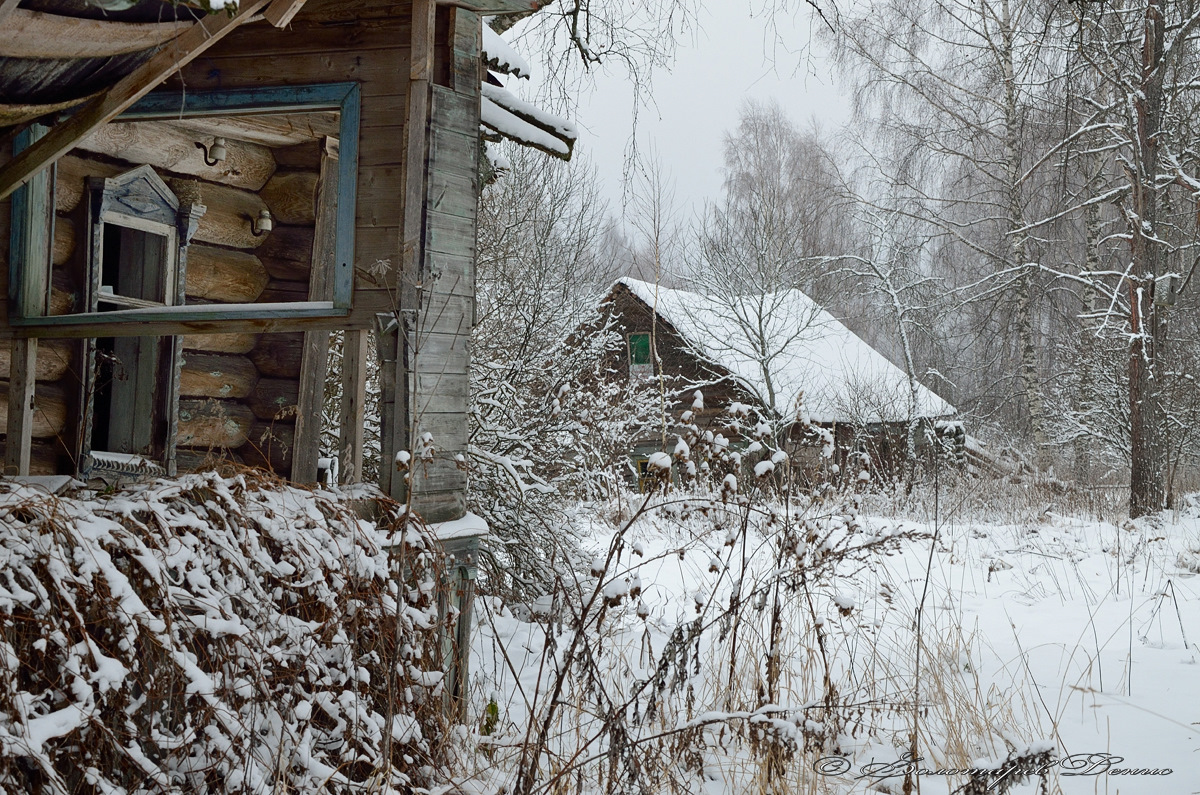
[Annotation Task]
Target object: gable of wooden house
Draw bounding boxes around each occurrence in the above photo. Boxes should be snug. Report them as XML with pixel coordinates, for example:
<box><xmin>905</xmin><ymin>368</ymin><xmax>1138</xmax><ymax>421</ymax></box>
<box><xmin>0</xmin><ymin>0</ymin><xmax>573</xmax><ymax>524</ymax></box>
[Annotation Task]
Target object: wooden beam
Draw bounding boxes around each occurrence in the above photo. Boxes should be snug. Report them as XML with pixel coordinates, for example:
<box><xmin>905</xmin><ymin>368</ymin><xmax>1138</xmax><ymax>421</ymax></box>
<box><xmin>292</xmin><ymin>138</ymin><xmax>338</xmax><ymax>484</ymax></box>
<box><xmin>338</xmin><ymin>329</ymin><xmax>368</xmax><ymax>484</ymax></box>
<box><xmin>263</xmin><ymin>0</ymin><xmax>308</xmax><ymax>27</ymax></box>
<box><xmin>385</xmin><ymin>0</ymin><xmax>436</xmax><ymax>500</ymax></box>
<box><xmin>0</xmin><ymin>0</ymin><xmax>20</xmax><ymax>25</ymax></box>
<box><xmin>0</xmin><ymin>0</ymin><xmax>272</xmax><ymax>203</ymax></box>
<box><xmin>3</xmin><ymin>339</ymin><xmax>37</xmax><ymax>476</ymax></box>
<box><xmin>163</xmin><ymin>112</ymin><xmax>340</xmax><ymax>148</ymax></box>
<box><xmin>0</xmin><ymin>10</ymin><xmax>191</xmax><ymax>58</ymax></box>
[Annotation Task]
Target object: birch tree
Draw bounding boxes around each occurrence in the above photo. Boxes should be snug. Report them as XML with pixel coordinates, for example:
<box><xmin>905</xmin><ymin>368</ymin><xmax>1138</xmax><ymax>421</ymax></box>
<box><xmin>826</xmin><ymin>0</ymin><xmax>1068</xmax><ymax>452</ymax></box>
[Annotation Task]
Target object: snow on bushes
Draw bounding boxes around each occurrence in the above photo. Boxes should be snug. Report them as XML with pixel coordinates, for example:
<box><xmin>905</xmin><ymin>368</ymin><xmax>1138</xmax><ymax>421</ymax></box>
<box><xmin>0</xmin><ymin>473</ymin><xmax>452</xmax><ymax>794</ymax></box>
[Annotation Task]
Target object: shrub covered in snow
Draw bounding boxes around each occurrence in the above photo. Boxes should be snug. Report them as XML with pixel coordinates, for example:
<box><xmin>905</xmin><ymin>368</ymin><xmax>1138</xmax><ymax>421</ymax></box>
<box><xmin>0</xmin><ymin>474</ymin><xmax>452</xmax><ymax>794</ymax></box>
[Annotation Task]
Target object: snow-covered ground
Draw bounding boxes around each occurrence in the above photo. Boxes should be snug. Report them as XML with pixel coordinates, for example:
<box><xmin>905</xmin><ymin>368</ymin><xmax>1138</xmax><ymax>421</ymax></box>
<box><xmin>466</xmin><ymin>487</ymin><xmax>1200</xmax><ymax>794</ymax></box>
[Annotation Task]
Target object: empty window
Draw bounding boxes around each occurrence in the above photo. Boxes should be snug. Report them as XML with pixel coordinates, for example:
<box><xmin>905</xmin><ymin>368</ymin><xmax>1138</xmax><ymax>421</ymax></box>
<box><xmin>80</xmin><ymin>166</ymin><xmax>196</xmax><ymax>476</ymax></box>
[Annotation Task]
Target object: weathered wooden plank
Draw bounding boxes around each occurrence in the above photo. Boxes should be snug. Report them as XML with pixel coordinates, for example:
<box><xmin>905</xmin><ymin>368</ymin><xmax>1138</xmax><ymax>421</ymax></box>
<box><xmin>355</xmin><ymin>166</ymin><xmax>404</xmax><ymax>227</ymax></box>
<box><xmin>399</xmin><ymin>0</ymin><xmax>435</xmax><ymax>499</ymax></box>
<box><xmin>337</xmin><ymin>328</ymin><xmax>368</xmax><ymax>484</ymax></box>
<box><xmin>0</xmin><ymin>10</ymin><xmax>191</xmax><ymax>59</ymax></box>
<box><xmin>428</xmin><ymin>125</ymin><xmax>477</xmax><ymax>168</ymax></box>
<box><xmin>261</xmin><ymin>171</ymin><xmax>318</xmax><ymax>225</ymax></box>
<box><xmin>449</xmin><ymin>9</ymin><xmax>481</xmax><ymax>95</ymax></box>
<box><xmin>427</xmin><ymin>251</ymin><xmax>474</xmax><ymax>298</ymax></box>
<box><xmin>415</xmin><ymin>381</ymin><xmax>468</xmax><ymax>414</ymax></box>
<box><xmin>189</xmin><ymin>16</ymin><xmax>411</xmax><ymax>57</ymax></box>
<box><xmin>178</xmin><ymin>51</ymin><xmax>407</xmax><ymax>96</ymax></box>
<box><xmin>0</xmin><ymin>0</ymin><xmax>20</xmax><ymax>25</ymax></box>
<box><xmin>408</xmin><ymin>488</ymin><xmax>466</xmax><ymax>524</ymax></box>
<box><xmin>185</xmin><ymin>245</ymin><xmax>269</xmax><ymax>303</ymax></box>
<box><xmin>182</xmin><ymin>332</ymin><xmax>259</xmax><ymax>354</ymax></box>
<box><xmin>264</xmin><ymin>0</ymin><xmax>310</xmax><ymax>28</ymax></box>
<box><xmin>292</xmin><ymin>142</ymin><xmax>338</xmax><ymax>483</ymax></box>
<box><xmin>79</xmin><ymin>120</ymin><xmax>277</xmax><ymax>191</ymax></box>
<box><xmin>357</xmin><ymin>126</ymin><xmax>405</xmax><ymax>167</ymax></box>
<box><xmin>0</xmin><ymin>0</ymin><xmax>274</xmax><ymax>203</ymax></box>
<box><xmin>425</xmin><ymin>209</ymin><xmax>477</xmax><ymax>257</ymax></box>
<box><xmin>426</xmin><ymin>174</ymin><xmax>479</xmax><ymax>220</ymax></box>
<box><xmin>177</xmin><ymin>399</ymin><xmax>255</xmax><ymax>448</ymax></box>
<box><xmin>3</xmin><ymin>339</ymin><xmax>36</xmax><ymax>474</ymax></box>
<box><xmin>412</xmin><ymin>411</ymin><xmax>469</xmax><ymax>449</ymax></box>
<box><xmin>179</xmin><ymin>353</ymin><xmax>260</xmax><ymax>399</ymax></box>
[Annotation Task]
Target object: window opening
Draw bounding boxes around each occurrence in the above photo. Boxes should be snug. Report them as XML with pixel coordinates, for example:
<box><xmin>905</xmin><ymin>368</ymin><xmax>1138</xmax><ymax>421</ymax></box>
<box><xmin>629</xmin><ymin>332</ymin><xmax>653</xmax><ymax>380</ymax></box>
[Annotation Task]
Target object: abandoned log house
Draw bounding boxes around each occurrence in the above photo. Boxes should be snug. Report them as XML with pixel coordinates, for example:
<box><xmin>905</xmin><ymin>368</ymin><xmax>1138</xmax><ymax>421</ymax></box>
<box><xmin>603</xmin><ymin>278</ymin><xmax>961</xmax><ymax>481</ymax></box>
<box><xmin>0</xmin><ymin>0</ymin><xmax>572</xmax><ymax>523</ymax></box>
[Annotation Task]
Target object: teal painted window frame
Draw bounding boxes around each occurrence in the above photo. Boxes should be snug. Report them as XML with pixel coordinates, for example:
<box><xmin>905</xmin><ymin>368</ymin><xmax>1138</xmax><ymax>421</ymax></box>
<box><xmin>8</xmin><ymin>82</ymin><xmax>360</xmax><ymax>330</ymax></box>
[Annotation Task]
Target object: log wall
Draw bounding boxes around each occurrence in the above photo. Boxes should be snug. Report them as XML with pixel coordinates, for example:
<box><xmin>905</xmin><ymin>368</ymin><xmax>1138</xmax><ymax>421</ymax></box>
<box><xmin>2</xmin><ymin>0</ymin><xmax>484</xmax><ymax>515</ymax></box>
<box><xmin>4</xmin><ymin>112</ymin><xmax>324</xmax><ymax>480</ymax></box>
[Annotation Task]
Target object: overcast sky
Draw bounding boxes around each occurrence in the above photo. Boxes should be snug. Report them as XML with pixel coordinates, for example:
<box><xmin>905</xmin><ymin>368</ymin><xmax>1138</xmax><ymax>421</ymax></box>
<box><xmin>556</xmin><ymin>3</ymin><xmax>852</xmax><ymax>221</ymax></box>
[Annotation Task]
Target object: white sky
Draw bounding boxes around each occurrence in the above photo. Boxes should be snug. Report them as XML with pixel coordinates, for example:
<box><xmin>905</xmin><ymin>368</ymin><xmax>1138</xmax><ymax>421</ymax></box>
<box><xmin>559</xmin><ymin>3</ymin><xmax>852</xmax><ymax>220</ymax></box>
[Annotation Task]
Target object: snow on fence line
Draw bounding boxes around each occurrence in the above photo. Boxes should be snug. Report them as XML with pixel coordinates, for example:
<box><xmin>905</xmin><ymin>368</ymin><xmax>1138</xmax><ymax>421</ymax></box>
<box><xmin>0</xmin><ymin>473</ymin><xmax>454</xmax><ymax>794</ymax></box>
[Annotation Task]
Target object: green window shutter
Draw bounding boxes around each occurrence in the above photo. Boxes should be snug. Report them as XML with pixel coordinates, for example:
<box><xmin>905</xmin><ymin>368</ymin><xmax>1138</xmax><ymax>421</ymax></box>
<box><xmin>628</xmin><ymin>333</ymin><xmax>651</xmax><ymax>366</ymax></box>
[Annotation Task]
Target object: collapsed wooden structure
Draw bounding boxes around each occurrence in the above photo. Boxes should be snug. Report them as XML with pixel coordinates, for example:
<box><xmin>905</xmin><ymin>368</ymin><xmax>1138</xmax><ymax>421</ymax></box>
<box><xmin>0</xmin><ymin>0</ymin><xmax>564</xmax><ymax>523</ymax></box>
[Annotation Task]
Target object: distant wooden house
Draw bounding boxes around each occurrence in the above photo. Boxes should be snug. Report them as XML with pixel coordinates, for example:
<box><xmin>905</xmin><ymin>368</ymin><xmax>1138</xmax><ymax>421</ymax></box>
<box><xmin>0</xmin><ymin>0</ymin><xmax>571</xmax><ymax>523</ymax></box>
<box><xmin>602</xmin><ymin>278</ymin><xmax>961</xmax><ymax>480</ymax></box>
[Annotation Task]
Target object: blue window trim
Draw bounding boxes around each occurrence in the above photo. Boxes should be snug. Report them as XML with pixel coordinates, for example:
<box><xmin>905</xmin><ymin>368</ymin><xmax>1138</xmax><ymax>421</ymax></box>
<box><xmin>11</xmin><ymin>82</ymin><xmax>360</xmax><ymax>329</ymax></box>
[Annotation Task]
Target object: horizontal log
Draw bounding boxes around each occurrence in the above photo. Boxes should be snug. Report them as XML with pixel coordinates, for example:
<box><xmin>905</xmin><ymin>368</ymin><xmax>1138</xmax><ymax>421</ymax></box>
<box><xmin>182</xmin><ymin>332</ymin><xmax>259</xmax><ymax>354</ymax></box>
<box><xmin>53</xmin><ymin>217</ymin><xmax>75</xmax><ymax>267</ymax></box>
<box><xmin>0</xmin><ymin>339</ymin><xmax>73</xmax><ymax>382</ymax></box>
<box><xmin>0</xmin><ymin>381</ymin><xmax>68</xmax><ymax>438</ymax></box>
<box><xmin>179</xmin><ymin>353</ymin><xmax>259</xmax><ymax>399</ymax></box>
<box><xmin>248</xmin><ymin>377</ymin><xmax>299</xmax><ymax>421</ymax></box>
<box><xmin>79</xmin><ymin>120</ymin><xmax>277</xmax><ymax>191</ymax></box>
<box><xmin>249</xmin><ymin>332</ymin><xmax>304</xmax><ymax>378</ymax></box>
<box><xmin>175</xmin><ymin>446</ymin><xmax>245</xmax><ymax>474</ymax></box>
<box><xmin>273</xmin><ymin>141</ymin><xmax>323</xmax><ymax>170</ymax></box>
<box><xmin>167</xmin><ymin>178</ymin><xmax>269</xmax><ymax>250</ymax></box>
<box><xmin>258</xmin><ymin>280</ymin><xmax>310</xmax><ymax>304</ymax></box>
<box><xmin>27</xmin><ymin>440</ymin><xmax>67</xmax><ymax>476</ymax></box>
<box><xmin>55</xmin><ymin>155</ymin><xmax>123</xmax><ymax>213</ymax></box>
<box><xmin>258</xmin><ymin>224</ymin><xmax>314</xmax><ymax>281</ymax></box>
<box><xmin>177</xmin><ymin>399</ymin><xmax>254</xmax><ymax>449</ymax></box>
<box><xmin>185</xmin><ymin>245</ymin><xmax>269</xmax><ymax>303</ymax></box>
<box><xmin>260</xmin><ymin>171</ymin><xmax>318</xmax><ymax>225</ymax></box>
<box><xmin>165</xmin><ymin>112</ymin><xmax>340</xmax><ymax>149</ymax></box>
<box><xmin>240</xmin><ymin>420</ymin><xmax>295</xmax><ymax>477</ymax></box>
<box><xmin>49</xmin><ymin>287</ymin><xmax>75</xmax><ymax>316</ymax></box>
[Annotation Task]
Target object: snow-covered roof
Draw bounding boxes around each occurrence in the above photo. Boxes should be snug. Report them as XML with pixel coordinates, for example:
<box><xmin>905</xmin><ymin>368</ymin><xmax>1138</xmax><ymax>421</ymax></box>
<box><xmin>481</xmin><ymin>24</ymin><xmax>532</xmax><ymax>79</ymax></box>
<box><xmin>614</xmin><ymin>278</ymin><xmax>956</xmax><ymax>425</ymax></box>
<box><xmin>478</xmin><ymin>26</ymin><xmax>576</xmax><ymax>161</ymax></box>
